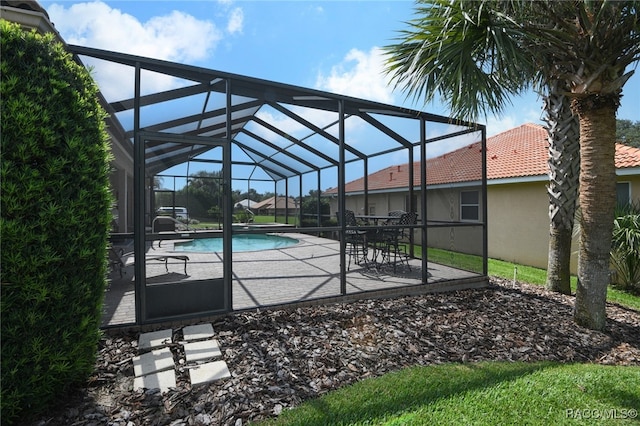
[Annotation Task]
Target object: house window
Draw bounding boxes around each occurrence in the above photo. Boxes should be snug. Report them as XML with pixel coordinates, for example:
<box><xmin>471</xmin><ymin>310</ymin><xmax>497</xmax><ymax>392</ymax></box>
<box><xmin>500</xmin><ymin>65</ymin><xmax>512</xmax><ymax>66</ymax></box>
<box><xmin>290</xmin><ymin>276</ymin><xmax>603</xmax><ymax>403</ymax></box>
<box><xmin>369</xmin><ymin>204</ymin><xmax>376</xmax><ymax>215</ymax></box>
<box><xmin>460</xmin><ymin>190</ymin><xmax>479</xmax><ymax>221</ymax></box>
<box><xmin>616</xmin><ymin>182</ymin><xmax>630</xmax><ymax>207</ymax></box>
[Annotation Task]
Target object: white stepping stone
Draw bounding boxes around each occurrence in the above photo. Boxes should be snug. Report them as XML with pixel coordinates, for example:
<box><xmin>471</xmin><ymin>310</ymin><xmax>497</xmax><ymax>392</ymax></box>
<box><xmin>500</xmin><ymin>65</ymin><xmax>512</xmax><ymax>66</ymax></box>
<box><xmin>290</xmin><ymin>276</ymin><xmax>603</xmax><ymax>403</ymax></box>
<box><xmin>189</xmin><ymin>360</ymin><xmax>231</xmax><ymax>386</ymax></box>
<box><xmin>184</xmin><ymin>339</ymin><xmax>222</xmax><ymax>362</ymax></box>
<box><xmin>133</xmin><ymin>369</ymin><xmax>176</xmax><ymax>393</ymax></box>
<box><xmin>138</xmin><ymin>329</ymin><xmax>172</xmax><ymax>351</ymax></box>
<box><xmin>132</xmin><ymin>347</ymin><xmax>174</xmax><ymax>377</ymax></box>
<box><xmin>183</xmin><ymin>323</ymin><xmax>214</xmax><ymax>341</ymax></box>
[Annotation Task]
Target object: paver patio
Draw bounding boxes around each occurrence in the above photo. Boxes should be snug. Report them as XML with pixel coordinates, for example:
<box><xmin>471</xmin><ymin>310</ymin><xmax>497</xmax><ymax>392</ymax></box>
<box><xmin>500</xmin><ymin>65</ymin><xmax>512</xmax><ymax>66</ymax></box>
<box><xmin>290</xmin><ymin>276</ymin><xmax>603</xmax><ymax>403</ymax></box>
<box><xmin>103</xmin><ymin>233</ymin><xmax>484</xmax><ymax>327</ymax></box>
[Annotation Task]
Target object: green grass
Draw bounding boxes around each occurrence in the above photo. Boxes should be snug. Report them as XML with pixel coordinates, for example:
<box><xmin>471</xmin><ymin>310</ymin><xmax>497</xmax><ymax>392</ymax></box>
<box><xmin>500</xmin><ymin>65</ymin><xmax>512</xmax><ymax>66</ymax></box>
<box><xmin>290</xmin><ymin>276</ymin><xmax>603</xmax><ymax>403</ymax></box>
<box><xmin>423</xmin><ymin>247</ymin><xmax>640</xmax><ymax>312</ymax></box>
<box><xmin>190</xmin><ymin>215</ymin><xmax>293</xmax><ymax>227</ymax></box>
<box><xmin>261</xmin><ymin>362</ymin><xmax>640</xmax><ymax>425</ymax></box>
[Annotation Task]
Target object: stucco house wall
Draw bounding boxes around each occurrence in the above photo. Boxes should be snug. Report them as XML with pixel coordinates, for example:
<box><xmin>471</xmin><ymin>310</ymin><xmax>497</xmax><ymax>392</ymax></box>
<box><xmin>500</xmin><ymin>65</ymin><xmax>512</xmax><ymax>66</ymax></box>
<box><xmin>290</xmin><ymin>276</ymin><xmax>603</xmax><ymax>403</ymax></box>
<box><xmin>487</xmin><ymin>181</ymin><xmax>551</xmax><ymax>268</ymax></box>
<box><xmin>488</xmin><ymin>174</ymin><xmax>640</xmax><ymax>272</ymax></box>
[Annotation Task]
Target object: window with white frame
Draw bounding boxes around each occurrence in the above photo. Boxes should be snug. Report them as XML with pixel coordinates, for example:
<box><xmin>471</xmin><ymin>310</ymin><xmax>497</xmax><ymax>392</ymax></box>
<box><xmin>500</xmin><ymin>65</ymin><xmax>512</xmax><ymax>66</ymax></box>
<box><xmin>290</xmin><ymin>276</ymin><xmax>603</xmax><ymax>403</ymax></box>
<box><xmin>460</xmin><ymin>190</ymin><xmax>479</xmax><ymax>221</ymax></box>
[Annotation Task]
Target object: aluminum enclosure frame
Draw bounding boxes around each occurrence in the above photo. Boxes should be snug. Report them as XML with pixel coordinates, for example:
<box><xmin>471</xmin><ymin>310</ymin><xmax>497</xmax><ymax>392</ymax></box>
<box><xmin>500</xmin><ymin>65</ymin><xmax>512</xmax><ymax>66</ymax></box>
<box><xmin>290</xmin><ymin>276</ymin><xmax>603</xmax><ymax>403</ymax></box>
<box><xmin>67</xmin><ymin>45</ymin><xmax>488</xmax><ymax>325</ymax></box>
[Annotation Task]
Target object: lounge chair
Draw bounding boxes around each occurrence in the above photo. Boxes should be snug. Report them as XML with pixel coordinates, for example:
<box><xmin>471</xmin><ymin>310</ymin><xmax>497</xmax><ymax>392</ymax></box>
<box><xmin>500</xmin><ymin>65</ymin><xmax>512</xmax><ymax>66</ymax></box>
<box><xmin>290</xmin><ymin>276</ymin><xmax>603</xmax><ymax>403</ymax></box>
<box><xmin>108</xmin><ymin>247</ymin><xmax>190</xmax><ymax>277</ymax></box>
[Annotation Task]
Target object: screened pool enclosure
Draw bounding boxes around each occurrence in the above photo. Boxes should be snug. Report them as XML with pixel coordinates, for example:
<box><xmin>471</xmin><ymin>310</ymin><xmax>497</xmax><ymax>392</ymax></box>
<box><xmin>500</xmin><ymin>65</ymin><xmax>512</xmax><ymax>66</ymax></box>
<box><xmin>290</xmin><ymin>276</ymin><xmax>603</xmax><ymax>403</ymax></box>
<box><xmin>69</xmin><ymin>45</ymin><xmax>489</xmax><ymax>327</ymax></box>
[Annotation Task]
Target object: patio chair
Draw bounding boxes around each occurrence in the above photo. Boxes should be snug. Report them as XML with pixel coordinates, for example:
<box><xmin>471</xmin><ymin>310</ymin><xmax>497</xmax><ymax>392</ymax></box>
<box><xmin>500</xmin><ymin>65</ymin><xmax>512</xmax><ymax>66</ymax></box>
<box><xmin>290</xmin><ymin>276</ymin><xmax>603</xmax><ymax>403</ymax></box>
<box><xmin>108</xmin><ymin>247</ymin><xmax>190</xmax><ymax>277</ymax></box>
<box><xmin>108</xmin><ymin>247</ymin><xmax>127</xmax><ymax>278</ymax></box>
<box><xmin>380</xmin><ymin>211</ymin><xmax>417</xmax><ymax>272</ymax></box>
<box><xmin>338</xmin><ymin>210</ymin><xmax>368</xmax><ymax>270</ymax></box>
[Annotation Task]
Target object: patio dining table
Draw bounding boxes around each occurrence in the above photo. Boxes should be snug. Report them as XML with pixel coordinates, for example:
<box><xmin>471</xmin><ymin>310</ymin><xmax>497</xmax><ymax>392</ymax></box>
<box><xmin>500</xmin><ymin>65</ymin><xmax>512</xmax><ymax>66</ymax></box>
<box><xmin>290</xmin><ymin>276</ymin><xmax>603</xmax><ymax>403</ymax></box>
<box><xmin>355</xmin><ymin>214</ymin><xmax>417</xmax><ymax>272</ymax></box>
<box><xmin>355</xmin><ymin>215</ymin><xmax>397</xmax><ymax>225</ymax></box>
<box><xmin>352</xmin><ymin>215</ymin><xmax>400</xmax><ymax>270</ymax></box>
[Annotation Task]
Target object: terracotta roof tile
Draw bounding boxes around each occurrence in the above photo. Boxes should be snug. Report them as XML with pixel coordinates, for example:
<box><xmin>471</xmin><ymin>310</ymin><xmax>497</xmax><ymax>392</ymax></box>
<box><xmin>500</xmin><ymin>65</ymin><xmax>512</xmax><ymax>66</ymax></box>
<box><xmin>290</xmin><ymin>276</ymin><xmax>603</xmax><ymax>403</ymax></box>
<box><xmin>250</xmin><ymin>196</ymin><xmax>297</xmax><ymax>210</ymax></box>
<box><xmin>326</xmin><ymin>123</ymin><xmax>640</xmax><ymax>194</ymax></box>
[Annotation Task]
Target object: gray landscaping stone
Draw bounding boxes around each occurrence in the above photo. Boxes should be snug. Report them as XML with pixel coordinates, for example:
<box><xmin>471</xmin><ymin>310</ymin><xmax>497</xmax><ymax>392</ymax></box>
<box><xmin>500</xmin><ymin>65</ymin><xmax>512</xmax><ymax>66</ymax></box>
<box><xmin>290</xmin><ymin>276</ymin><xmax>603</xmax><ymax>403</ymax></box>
<box><xmin>183</xmin><ymin>323</ymin><xmax>214</xmax><ymax>341</ymax></box>
<box><xmin>133</xmin><ymin>369</ymin><xmax>176</xmax><ymax>393</ymax></box>
<box><xmin>184</xmin><ymin>339</ymin><xmax>222</xmax><ymax>362</ymax></box>
<box><xmin>132</xmin><ymin>347</ymin><xmax>174</xmax><ymax>377</ymax></box>
<box><xmin>189</xmin><ymin>360</ymin><xmax>231</xmax><ymax>386</ymax></box>
<box><xmin>138</xmin><ymin>329</ymin><xmax>173</xmax><ymax>351</ymax></box>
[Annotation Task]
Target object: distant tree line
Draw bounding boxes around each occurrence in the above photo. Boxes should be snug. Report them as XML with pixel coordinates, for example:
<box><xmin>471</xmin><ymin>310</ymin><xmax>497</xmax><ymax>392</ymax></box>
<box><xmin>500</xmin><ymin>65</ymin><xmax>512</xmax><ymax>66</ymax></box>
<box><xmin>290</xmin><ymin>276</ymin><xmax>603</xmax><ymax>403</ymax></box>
<box><xmin>617</xmin><ymin>119</ymin><xmax>640</xmax><ymax>148</ymax></box>
<box><xmin>155</xmin><ymin>171</ymin><xmax>327</xmax><ymax>220</ymax></box>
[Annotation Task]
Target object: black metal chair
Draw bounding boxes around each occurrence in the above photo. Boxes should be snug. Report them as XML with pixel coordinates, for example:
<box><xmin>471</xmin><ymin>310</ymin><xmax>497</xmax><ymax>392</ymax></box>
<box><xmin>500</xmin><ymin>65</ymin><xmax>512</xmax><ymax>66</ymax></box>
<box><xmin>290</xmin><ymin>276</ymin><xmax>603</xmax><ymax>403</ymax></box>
<box><xmin>380</xmin><ymin>212</ymin><xmax>417</xmax><ymax>272</ymax></box>
<box><xmin>338</xmin><ymin>210</ymin><xmax>368</xmax><ymax>270</ymax></box>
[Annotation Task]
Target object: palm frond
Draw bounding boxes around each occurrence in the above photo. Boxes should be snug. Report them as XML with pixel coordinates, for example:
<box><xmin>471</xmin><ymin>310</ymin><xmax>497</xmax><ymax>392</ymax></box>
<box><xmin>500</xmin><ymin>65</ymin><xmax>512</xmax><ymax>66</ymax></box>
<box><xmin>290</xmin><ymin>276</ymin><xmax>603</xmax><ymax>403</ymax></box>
<box><xmin>383</xmin><ymin>0</ymin><xmax>534</xmax><ymax>122</ymax></box>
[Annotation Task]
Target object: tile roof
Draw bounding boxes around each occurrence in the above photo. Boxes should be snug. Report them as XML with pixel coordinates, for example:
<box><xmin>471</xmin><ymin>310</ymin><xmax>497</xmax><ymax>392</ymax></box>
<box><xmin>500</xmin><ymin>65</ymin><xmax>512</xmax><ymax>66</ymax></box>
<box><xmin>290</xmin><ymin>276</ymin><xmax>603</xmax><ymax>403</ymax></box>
<box><xmin>326</xmin><ymin>123</ymin><xmax>640</xmax><ymax>194</ymax></box>
<box><xmin>250</xmin><ymin>196</ymin><xmax>297</xmax><ymax>210</ymax></box>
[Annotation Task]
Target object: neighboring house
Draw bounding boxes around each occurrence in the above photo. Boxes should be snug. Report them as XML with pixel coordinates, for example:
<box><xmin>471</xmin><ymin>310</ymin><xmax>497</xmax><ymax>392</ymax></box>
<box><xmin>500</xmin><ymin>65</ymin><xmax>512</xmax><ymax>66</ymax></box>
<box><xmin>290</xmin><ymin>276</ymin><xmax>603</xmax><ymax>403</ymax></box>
<box><xmin>235</xmin><ymin>199</ymin><xmax>256</xmax><ymax>210</ymax></box>
<box><xmin>251</xmin><ymin>196</ymin><xmax>298</xmax><ymax>216</ymax></box>
<box><xmin>326</xmin><ymin>123</ymin><xmax>640</xmax><ymax>272</ymax></box>
<box><xmin>2</xmin><ymin>0</ymin><xmax>134</xmax><ymax>233</ymax></box>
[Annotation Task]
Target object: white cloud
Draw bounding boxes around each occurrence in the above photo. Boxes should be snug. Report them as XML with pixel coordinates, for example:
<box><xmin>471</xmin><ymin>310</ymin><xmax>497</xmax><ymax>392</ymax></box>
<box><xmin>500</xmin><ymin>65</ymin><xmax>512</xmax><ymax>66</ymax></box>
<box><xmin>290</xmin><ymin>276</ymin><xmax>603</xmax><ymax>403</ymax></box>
<box><xmin>227</xmin><ymin>7</ymin><xmax>244</xmax><ymax>34</ymax></box>
<box><xmin>315</xmin><ymin>47</ymin><xmax>395</xmax><ymax>104</ymax></box>
<box><xmin>46</xmin><ymin>1</ymin><xmax>223</xmax><ymax>100</ymax></box>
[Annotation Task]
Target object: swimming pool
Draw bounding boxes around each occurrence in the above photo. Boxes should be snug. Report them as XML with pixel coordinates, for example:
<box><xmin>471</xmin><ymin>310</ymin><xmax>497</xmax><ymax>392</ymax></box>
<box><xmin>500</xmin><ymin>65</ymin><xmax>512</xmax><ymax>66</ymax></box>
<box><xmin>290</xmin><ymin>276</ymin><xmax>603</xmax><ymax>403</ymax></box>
<box><xmin>173</xmin><ymin>234</ymin><xmax>299</xmax><ymax>253</ymax></box>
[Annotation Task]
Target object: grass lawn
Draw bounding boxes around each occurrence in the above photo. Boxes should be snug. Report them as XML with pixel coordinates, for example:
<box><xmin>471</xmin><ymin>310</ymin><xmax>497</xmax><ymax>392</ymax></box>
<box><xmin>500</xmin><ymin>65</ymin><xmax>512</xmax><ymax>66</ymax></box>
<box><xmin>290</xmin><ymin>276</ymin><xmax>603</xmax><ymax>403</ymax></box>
<box><xmin>190</xmin><ymin>215</ymin><xmax>293</xmax><ymax>228</ymax></box>
<box><xmin>423</xmin><ymin>247</ymin><xmax>640</xmax><ymax>312</ymax></box>
<box><xmin>263</xmin><ymin>362</ymin><xmax>640</xmax><ymax>425</ymax></box>
<box><xmin>183</xmin><ymin>221</ymin><xmax>638</xmax><ymax>425</ymax></box>
<box><xmin>260</xmin><ymin>247</ymin><xmax>639</xmax><ymax>425</ymax></box>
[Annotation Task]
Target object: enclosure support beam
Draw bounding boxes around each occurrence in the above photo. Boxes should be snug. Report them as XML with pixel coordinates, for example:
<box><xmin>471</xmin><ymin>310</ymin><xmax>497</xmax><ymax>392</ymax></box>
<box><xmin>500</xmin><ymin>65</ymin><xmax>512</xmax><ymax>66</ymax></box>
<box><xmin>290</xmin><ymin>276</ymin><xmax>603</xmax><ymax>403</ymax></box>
<box><xmin>420</xmin><ymin>118</ymin><xmax>428</xmax><ymax>283</ymax></box>
<box><xmin>224</xmin><ymin>79</ymin><xmax>233</xmax><ymax>311</ymax></box>
<box><xmin>364</xmin><ymin>159</ymin><xmax>369</xmax><ymax>216</ymax></box>
<box><xmin>298</xmin><ymin>174</ymin><xmax>303</xmax><ymax>227</ymax></box>
<box><xmin>338</xmin><ymin>100</ymin><xmax>347</xmax><ymax>295</ymax></box>
<box><xmin>133</xmin><ymin>61</ymin><xmax>144</xmax><ymax>324</ymax></box>
<box><xmin>316</xmin><ymin>171</ymin><xmax>322</xmax><ymax>228</ymax></box>
<box><xmin>481</xmin><ymin>126</ymin><xmax>488</xmax><ymax>276</ymax></box>
<box><xmin>408</xmin><ymin>141</ymin><xmax>415</xmax><ymax>257</ymax></box>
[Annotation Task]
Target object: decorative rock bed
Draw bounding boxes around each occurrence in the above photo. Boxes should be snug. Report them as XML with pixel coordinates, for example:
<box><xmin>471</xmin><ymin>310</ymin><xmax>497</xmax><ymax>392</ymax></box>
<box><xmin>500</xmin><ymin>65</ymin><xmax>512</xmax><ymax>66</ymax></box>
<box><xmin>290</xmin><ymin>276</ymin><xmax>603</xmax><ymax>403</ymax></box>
<box><xmin>29</xmin><ymin>278</ymin><xmax>639</xmax><ymax>425</ymax></box>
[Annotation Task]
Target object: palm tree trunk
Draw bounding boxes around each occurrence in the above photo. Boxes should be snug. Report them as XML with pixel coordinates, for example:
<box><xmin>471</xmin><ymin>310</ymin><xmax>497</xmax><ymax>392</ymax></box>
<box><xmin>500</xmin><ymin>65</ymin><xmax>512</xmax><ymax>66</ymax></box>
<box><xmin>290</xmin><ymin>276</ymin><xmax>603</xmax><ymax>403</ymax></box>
<box><xmin>544</xmin><ymin>87</ymin><xmax>579</xmax><ymax>295</ymax></box>
<box><xmin>572</xmin><ymin>97</ymin><xmax>617</xmax><ymax>331</ymax></box>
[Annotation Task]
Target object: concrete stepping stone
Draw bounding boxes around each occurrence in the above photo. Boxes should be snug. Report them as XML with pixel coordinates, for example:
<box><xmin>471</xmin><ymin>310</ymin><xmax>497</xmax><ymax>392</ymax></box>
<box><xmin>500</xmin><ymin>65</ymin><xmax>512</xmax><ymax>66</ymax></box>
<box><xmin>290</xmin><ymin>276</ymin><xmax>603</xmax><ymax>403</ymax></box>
<box><xmin>184</xmin><ymin>339</ymin><xmax>222</xmax><ymax>362</ymax></box>
<box><xmin>132</xmin><ymin>347</ymin><xmax>174</xmax><ymax>377</ymax></box>
<box><xmin>189</xmin><ymin>360</ymin><xmax>231</xmax><ymax>386</ymax></box>
<box><xmin>133</xmin><ymin>369</ymin><xmax>176</xmax><ymax>393</ymax></box>
<box><xmin>138</xmin><ymin>329</ymin><xmax>173</xmax><ymax>351</ymax></box>
<box><xmin>183</xmin><ymin>323</ymin><xmax>214</xmax><ymax>341</ymax></box>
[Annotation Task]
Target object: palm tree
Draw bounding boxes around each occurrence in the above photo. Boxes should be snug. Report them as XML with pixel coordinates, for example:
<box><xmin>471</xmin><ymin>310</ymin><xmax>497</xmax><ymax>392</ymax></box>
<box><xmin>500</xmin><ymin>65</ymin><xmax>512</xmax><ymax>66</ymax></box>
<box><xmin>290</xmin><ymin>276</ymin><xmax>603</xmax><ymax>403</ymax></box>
<box><xmin>543</xmin><ymin>81</ymin><xmax>579</xmax><ymax>295</ymax></box>
<box><xmin>385</xmin><ymin>0</ymin><xmax>640</xmax><ymax>330</ymax></box>
<box><xmin>384</xmin><ymin>0</ymin><xmax>580</xmax><ymax>296</ymax></box>
<box><xmin>531</xmin><ymin>1</ymin><xmax>639</xmax><ymax>330</ymax></box>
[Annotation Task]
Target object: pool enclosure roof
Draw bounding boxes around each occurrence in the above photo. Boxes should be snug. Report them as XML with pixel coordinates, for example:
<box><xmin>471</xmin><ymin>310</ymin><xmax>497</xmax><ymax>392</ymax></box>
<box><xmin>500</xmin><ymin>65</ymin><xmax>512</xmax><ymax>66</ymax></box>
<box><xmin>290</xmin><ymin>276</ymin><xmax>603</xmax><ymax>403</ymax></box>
<box><xmin>68</xmin><ymin>45</ymin><xmax>481</xmax><ymax>183</ymax></box>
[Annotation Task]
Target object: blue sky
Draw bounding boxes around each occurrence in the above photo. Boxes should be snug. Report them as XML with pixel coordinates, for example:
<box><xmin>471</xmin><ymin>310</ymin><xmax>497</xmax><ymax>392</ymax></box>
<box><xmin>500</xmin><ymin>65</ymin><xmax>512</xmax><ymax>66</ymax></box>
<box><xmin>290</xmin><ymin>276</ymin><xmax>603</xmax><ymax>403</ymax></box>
<box><xmin>40</xmin><ymin>1</ymin><xmax>640</xmax><ymax>193</ymax></box>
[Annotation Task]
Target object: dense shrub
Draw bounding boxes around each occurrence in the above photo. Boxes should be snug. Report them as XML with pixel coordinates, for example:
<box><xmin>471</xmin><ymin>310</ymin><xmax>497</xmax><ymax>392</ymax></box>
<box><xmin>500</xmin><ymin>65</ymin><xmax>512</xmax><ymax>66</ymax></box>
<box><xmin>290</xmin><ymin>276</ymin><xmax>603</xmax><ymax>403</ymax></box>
<box><xmin>1</xmin><ymin>22</ymin><xmax>112</xmax><ymax>423</ymax></box>
<box><xmin>611</xmin><ymin>202</ymin><xmax>640</xmax><ymax>293</ymax></box>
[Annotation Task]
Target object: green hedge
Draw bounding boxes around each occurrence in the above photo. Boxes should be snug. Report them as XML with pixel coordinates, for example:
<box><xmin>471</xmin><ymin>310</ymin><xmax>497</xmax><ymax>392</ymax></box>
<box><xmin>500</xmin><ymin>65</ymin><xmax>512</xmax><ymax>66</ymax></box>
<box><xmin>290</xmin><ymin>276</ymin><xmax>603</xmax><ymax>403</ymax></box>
<box><xmin>1</xmin><ymin>22</ymin><xmax>112</xmax><ymax>423</ymax></box>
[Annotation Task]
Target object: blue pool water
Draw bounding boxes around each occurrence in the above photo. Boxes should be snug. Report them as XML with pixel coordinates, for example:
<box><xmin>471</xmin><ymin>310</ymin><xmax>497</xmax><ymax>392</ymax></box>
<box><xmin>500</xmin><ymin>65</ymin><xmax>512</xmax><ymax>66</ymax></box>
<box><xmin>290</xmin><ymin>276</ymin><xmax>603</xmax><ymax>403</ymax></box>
<box><xmin>173</xmin><ymin>234</ymin><xmax>299</xmax><ymax>253</ymax></box>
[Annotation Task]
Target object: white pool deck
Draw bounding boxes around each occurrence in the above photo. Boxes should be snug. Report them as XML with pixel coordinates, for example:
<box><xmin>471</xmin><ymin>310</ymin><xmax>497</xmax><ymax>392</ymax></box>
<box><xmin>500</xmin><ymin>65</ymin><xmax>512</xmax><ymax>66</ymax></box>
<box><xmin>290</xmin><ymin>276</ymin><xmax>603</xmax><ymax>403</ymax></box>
<box><xmin>103</xmin><ymin>233</ymin><xmax>486</xmax><ymax>328</ymax></box>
